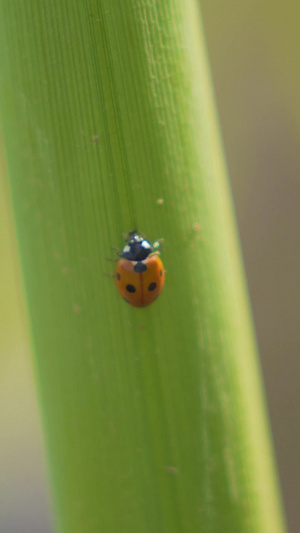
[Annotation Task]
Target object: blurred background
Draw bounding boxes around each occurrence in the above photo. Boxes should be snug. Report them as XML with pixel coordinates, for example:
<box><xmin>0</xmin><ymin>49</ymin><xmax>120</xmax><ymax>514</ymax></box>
<box><xmin>1</xmin><ymin>1</ymin><xmax>299</xmax><ymax>531</ymax></box>
<box><xmin>202</xmin><ymin>2</ymin><xmax>300</xmax><ymax>531</ymax></box>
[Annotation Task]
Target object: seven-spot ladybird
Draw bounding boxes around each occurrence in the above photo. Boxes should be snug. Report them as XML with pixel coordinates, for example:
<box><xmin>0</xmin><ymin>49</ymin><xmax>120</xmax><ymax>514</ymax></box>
<box><xmin>114</xmin><ymin>231</ymin><xmax>165</xmax><ymax>308</ymax></box>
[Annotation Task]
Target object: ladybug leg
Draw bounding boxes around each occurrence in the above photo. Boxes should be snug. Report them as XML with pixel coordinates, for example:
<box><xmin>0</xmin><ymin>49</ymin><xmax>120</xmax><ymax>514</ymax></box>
<box><xmin>105</xmin><ymin>256</ymin><xmax>119</xmax><ymax>262</ymax></box>
<box><xmin>152</xmin><ymin>238</ymin><xmax>164</xmax><ymax>252</ymax></box>
<box><xmin>154</xmin><ymin>237</ymin><xmax>164</xmax><ymax>246</ymax></box>
<box><xmin>104</xmin><ymin>271</ymin><xmax>115</xmax><ymax>278</ymax></box>
<box><xmin>109</xmin><ymin>247</ymin><xmax>123</xmax><ymax>259</ymax></box>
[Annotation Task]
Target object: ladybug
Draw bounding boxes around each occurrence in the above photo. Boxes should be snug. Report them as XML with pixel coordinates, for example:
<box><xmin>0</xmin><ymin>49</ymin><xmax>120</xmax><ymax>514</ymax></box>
<box><xmin>114</xmin><ymin>231</ymin><xmax>165</xmax><ymax>307</ymax></box>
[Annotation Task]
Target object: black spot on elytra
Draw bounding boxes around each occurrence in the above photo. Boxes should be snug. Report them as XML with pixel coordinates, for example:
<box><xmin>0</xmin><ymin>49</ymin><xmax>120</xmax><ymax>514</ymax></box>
<box><xmin>134</xmin><ymin>262</ymin><xmax>147</xmax><ymax>273</ymax></box>
<box><xmin>126</xmin><ymin>284</ymin><xmax>136</xmax><ymax>293</ymax></box>
<box><xmin>148</xmin><ymin>282</ymin><xmax>157</xmax><ymax>291</ymax></box>
<box><xmin>116</xmin><ymin>272</ymin><xmax>121</xmax><ymax>280</ymax></box>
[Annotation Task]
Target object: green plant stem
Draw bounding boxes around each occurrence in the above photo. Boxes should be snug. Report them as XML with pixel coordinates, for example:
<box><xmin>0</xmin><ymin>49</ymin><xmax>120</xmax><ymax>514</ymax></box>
<box><xmin>1</xmin><ymin>1</ymin><xmax>285</xmax><ymax>532</ymax></box>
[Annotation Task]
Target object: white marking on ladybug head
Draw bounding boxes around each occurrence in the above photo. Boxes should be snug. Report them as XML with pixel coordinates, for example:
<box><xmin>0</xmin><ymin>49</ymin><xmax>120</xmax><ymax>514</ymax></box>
<box><xmin>123</xmin><ymin>245</ymin><xmax>130</xmax><ymax>253</ymax></box>
<box><xmin>141</xmin><ymin>240</ymin><xmax>151</xmax><ymax>249</ymax></box>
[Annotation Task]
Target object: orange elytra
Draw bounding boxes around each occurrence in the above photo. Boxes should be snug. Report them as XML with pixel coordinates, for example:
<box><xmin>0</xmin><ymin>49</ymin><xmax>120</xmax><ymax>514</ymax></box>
<box><xmin>114</xmin><ymin>231</ymin><xmax>165</xmax><ymax>308</ymax></box>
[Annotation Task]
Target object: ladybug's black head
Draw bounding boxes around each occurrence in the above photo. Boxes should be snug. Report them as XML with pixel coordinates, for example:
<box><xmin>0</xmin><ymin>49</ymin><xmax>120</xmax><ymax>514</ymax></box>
<box><xmin>121</xmin><ymin>232</ymin><xmax>152</xmax><ymax>261</ymax></box>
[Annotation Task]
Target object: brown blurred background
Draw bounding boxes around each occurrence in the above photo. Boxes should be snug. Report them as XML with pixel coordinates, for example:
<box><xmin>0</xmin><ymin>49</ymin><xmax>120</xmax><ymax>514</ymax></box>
<box><xmin>1</xmin><ymin>2</ymin><xmax>299</xmax><ymax>531</ymax></box>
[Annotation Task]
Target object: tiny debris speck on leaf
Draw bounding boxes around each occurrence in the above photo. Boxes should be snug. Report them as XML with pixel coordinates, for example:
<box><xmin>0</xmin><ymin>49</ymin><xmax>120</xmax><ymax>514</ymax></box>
<box><xmin>165</xmin><ymin>466</ymin><xmax>178</xmax><ymax>474</ymax></box>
